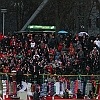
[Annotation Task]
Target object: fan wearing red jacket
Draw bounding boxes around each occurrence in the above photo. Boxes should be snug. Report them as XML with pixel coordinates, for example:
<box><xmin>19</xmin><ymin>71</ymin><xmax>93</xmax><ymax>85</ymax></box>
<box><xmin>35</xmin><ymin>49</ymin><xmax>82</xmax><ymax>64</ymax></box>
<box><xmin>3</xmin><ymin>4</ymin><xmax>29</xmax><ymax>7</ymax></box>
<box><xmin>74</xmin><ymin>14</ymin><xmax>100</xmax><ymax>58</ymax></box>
<box><xmin>3</xmin><ymin>66</ymin><xmax>10</xmax><ymax>73</ymax></box>
<box><xmin>10</xmin><ymin>36</ymin><xmax>17</xmax><ymax>47</ymax></box>
<box><xmin>45</xmin><ymin>63</ymin><xmax>53</xmax><ymax>74</ymax></box>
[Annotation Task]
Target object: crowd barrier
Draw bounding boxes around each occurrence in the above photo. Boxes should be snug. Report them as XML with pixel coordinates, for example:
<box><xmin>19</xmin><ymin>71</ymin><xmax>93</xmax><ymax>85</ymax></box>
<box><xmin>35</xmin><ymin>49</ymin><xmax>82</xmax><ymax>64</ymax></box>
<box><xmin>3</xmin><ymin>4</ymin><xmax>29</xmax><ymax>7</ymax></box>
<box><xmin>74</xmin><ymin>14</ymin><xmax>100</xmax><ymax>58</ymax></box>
<box><xmin>0</xmin><ymin>73</ymin><xmax>100</xmax><ymax>100</ymax></box>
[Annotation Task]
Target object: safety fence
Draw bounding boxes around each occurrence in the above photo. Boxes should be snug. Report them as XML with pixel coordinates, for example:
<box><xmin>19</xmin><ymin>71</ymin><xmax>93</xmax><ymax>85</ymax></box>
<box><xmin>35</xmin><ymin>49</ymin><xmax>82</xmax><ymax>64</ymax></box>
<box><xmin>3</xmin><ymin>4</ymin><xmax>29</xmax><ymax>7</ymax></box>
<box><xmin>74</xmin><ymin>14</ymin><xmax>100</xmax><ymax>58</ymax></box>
<box><xmin>0</xmin><ymin>73</ymin><xmax>100</xmax><ymax>100</ymax></box>
<box><xmin>0</xmin><ymin>72</ymin><xmax>100</xmax><ymax>82</ymax></box>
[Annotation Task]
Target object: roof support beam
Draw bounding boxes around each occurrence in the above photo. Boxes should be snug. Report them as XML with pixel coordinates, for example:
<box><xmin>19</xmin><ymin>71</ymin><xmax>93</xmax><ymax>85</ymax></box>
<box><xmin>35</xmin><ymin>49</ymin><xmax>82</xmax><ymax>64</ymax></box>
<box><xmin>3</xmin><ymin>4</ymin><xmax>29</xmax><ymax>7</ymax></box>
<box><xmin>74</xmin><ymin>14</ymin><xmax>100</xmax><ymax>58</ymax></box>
<box><xmin>21</xmin><ymin>0</ymin><xmax>49</xmax><ymax>31</ymax></box>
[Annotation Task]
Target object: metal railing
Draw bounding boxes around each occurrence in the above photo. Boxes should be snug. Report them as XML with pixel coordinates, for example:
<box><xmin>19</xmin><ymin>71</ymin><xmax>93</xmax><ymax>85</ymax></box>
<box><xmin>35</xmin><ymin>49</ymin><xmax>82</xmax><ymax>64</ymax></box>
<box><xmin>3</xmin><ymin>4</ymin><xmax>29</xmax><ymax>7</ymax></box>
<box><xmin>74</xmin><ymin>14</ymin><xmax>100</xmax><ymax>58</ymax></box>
<box><xmin>0</xmin><ymin>72</ymin><xmax>100</xmax><ymax>84</ymax></box>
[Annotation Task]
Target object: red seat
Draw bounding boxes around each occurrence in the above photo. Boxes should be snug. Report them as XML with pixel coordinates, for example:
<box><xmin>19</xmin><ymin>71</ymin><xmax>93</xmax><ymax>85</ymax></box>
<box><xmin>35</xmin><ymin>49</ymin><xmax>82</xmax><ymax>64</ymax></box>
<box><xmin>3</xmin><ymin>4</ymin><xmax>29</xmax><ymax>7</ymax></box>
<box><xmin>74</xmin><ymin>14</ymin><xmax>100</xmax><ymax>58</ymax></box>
<box><xmin>41</xmin><ymin>96</ymin><xmax>52</xmax><ymax>100</ymax></box>
<box><xmin>54</xmin><ymin>95</ymin><xmax>61</xmax><ymax>99</ymax></box>
<box><xmin>46</xmin><ymin>96</ymin><xmax>52</xmax><ymax>100</ymax></box>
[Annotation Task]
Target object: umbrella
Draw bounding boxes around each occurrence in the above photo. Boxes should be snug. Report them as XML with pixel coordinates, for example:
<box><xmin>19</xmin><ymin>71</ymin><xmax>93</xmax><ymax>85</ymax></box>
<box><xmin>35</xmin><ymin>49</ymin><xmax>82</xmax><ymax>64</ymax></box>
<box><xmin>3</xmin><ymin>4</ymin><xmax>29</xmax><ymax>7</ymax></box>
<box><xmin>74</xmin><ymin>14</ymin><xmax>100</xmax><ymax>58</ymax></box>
<box><xmin>78</xmin><ymin>32</ymin><xmax>89</xmax><ymax>36</ymax></box>
<box><xmin>58</xmin><ymin>30</ymin><xmax>68</xmax><ymax>34</ymax></box>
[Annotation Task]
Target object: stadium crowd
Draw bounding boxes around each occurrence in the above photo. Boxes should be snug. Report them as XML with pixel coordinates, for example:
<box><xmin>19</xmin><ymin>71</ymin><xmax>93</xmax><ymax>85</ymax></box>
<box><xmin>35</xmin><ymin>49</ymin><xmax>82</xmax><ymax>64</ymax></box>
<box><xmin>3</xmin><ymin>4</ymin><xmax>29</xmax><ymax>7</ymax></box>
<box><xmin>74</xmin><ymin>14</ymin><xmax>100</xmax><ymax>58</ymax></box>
<box><xmin>0</xmin><ymin>32</ymin><xmax>100</xmax><ymax>84</ymax></box>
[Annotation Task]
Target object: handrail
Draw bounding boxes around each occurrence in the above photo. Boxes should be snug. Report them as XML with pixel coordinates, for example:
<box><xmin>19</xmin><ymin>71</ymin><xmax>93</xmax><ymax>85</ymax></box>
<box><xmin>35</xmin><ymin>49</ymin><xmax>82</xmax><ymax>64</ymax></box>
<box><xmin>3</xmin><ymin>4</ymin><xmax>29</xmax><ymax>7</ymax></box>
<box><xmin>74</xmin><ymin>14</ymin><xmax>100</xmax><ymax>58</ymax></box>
<box><xmin>0</xmin><ymin>72</ymin><xmax>100</xmax><ymax>77</ymax></box>
<box><xmin>39</xmin><ymin>74</ymin><xmax>100</xmax><ymax>77</ymax></box>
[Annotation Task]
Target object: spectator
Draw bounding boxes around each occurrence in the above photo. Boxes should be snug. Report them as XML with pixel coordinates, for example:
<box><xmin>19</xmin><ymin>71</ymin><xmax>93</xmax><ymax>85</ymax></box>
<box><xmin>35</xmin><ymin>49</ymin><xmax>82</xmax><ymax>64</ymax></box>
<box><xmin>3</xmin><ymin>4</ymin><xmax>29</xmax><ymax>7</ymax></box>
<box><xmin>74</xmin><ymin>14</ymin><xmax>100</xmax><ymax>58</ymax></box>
<box><xmin>88</xmin><ymin>90</ymin><xmax>94</xmax><ymax>99</ymax></box>
<box><xmin>16</xmin><ymin>68</ymin><xmax>23</xmax><ymax>87</ymax></box>
<box><xmin>63</xmin><ymin>89</ymin><xmax>69</xmax><ymax>99</ymax></box>
<box><xmin>94</xmin><ymin>37</ymin><xmax>100</xmax><ymax>48</ymax></box>
<box><xmin>33</xmin><ymin>88</ymin><xmax>40</xmax><ymax>100</ymax></box>
<box><xmin>77</xmin><ymin>89</ymin><xmax>83</xmax><ymax>99</ymax></box>
<box><xmin>77</xmin><ymin>48</ymin><xmax>84</xmax><ymax>59</ymax></box>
